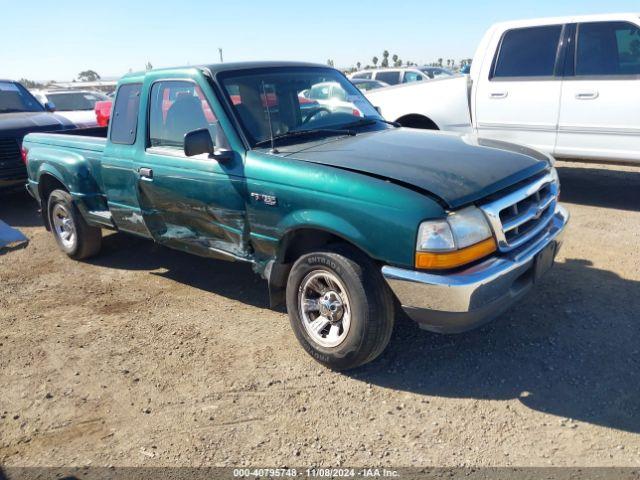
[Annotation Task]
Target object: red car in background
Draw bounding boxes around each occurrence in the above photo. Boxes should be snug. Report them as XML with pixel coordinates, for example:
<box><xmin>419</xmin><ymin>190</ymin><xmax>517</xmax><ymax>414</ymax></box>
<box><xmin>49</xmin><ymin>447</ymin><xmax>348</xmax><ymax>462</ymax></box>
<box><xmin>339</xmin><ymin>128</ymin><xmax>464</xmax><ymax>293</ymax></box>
<box><xmin>92</xmin><ymin>90</ymin><xmax>319</xmax><ymax>127</ymax></box>
<box><xmin>94</xmin><ymin>100</ymin><xmax>112</xmax><ymax>127</ymax></box>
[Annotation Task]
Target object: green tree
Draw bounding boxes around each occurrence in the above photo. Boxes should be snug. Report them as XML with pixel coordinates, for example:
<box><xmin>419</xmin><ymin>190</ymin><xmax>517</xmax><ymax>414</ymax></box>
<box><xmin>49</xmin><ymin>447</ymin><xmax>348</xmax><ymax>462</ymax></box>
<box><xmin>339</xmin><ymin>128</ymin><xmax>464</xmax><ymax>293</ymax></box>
<box><xmin>77</xmin><ymin>70</ymin><xmax>101</xmax><ymax>82</ymax></box>
<box><xmin>327</xmin><ymin>59</ymin><xmax>334</xmax><ymax>67</ymax></box>
<box><xmin>145</xmin><ymin>61</ymin><xmax>153</xmax><ymax>71</ymax></box>
<box><xmin>372</xmin><ymin>56</ymin><xmax>379</xmax><ymax>68</ymax></box>
<box><xmin>437</xmin><ymin>58</ymin><xmax>443</xmax><ymax>67</ymax></box>
<box><xmin>356</xmin><ymin>61</ymin><xmax>361</xmax><ymax>70</ymax></box>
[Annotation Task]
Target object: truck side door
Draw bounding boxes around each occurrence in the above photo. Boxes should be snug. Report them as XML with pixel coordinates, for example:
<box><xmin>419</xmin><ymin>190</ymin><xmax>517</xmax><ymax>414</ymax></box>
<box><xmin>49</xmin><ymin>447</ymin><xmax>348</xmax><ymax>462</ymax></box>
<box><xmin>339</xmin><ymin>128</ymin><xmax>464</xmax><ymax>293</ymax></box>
<box><xmin>555</xmin><ymin>21</ymin><xmax>640</xmax><ymax>162</ymax></box>
<box><xmin>474</xmin><ymin>24</ymin><xmax>564</xmax><ymax>153</ymax></box>
<box><xmin>135</xmin><ymin>76</ymin><xmax>250</xmax><ymax>260</ymax></box>
<box><xmin>101</xmin><ymin>82</ymin><xmax>154</xmax><ymax>238</ymax></box>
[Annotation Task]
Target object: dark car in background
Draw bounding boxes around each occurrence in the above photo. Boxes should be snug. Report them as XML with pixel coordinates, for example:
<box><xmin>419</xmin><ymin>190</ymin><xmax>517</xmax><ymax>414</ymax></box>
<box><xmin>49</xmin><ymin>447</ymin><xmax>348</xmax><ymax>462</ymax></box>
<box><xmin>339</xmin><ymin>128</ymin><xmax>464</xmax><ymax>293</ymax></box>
<box><xmin>0</xmin><ymin>80</ymin><xmax>76</xmax><ymax>191</ymax></box>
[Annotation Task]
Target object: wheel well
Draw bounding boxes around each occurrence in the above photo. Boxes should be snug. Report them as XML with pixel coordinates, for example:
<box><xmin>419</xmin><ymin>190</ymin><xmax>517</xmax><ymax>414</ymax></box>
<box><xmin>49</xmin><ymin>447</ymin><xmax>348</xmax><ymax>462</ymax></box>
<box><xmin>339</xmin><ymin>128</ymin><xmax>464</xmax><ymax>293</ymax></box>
<box><xmin>395</xmin><ymin>114</ymin><xmax>439</xmax><ymax>130</ymax></box>
<box><xmin>267</xmin><ymin>228</ymin><xmax>369</xmax><ymax>308</ymax></box>
<box><xmin>38</xmin><ymin>174</ymin><xmax>68</xmax><ymax>230</ymax></box>
<box><xmin>279</xmin><ymin>228</ymin><xmax>360</xmax><ymax>264</ymax></box>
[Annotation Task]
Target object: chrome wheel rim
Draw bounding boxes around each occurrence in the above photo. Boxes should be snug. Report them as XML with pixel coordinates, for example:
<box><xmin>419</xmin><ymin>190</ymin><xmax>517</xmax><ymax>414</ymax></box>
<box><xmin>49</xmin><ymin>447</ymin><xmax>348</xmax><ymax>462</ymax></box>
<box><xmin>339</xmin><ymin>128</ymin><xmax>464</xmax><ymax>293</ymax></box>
<box><xmin>51</xmin><ymin>203</ymin><xmax>76</xmax><ymax>250</ymax></box>
<box><xmin>299</xmin><ymin>270</ymin><xmax>351</xmax><ymax>348</ymax></box>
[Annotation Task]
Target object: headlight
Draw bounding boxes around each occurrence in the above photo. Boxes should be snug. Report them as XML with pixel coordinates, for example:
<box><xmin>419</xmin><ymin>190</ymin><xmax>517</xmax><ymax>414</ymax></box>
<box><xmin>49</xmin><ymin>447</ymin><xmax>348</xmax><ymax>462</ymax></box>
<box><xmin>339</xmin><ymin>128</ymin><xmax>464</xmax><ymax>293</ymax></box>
<box><xmin>416</xmin><ymin>206</ymin><xmax>496</xmax><ymax>270</ymax></box>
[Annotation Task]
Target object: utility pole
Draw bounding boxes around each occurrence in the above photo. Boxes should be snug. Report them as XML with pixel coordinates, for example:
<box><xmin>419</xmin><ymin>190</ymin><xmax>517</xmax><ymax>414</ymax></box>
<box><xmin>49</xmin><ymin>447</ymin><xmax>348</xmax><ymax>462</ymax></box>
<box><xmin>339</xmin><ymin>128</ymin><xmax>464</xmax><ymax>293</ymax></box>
<box><xmin>218</xmin><ymin>48</ymin><xmax>223</xmax><ymax>63</ymax></box>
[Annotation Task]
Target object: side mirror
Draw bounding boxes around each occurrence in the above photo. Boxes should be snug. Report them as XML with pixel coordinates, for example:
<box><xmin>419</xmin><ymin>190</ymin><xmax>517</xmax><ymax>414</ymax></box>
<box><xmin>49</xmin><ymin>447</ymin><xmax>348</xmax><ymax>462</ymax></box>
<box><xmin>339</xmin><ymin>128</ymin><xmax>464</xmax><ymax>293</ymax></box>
<box><xmin>184</xmin><ymin>128</ymin><xmax>233</xmax><ymax>161</ymax></box>
<box><xmin>184</xmin><ymin>128</ymin><xmax>214</xmax><ymax>157</ymax></box>
<box><xmin>374</xmin><ymin>106</ymin><xmax>382</xmax><ymax>114</ymax></box>
<box><xmin>44</xmin><ymin>102</ymin><xmax>56</xmax><ymax>112</ymax></box>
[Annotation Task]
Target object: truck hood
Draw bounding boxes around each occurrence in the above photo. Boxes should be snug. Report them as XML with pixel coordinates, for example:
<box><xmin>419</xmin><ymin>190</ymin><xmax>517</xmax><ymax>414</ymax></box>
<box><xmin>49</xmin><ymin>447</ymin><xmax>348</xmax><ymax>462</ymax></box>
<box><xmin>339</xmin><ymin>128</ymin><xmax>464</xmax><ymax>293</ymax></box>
<box><xmin>279</xmin><ymin>128</ymin><xmax>550</xmax><ymax>209</ymax></box>
<box><xmin>0</xmin><ymin>112</ymin><xmax>75</xmax><ymax>139</ymax></box>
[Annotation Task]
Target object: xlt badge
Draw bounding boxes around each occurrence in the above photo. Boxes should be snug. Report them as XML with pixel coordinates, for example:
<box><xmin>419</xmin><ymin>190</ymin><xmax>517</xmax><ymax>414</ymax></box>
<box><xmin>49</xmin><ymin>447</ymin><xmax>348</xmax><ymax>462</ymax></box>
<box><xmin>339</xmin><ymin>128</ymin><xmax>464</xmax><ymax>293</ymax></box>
<box><xmin>251</xmin><ymin>192</ymin><xmax>277</xmax><ymax>206</ymax></box>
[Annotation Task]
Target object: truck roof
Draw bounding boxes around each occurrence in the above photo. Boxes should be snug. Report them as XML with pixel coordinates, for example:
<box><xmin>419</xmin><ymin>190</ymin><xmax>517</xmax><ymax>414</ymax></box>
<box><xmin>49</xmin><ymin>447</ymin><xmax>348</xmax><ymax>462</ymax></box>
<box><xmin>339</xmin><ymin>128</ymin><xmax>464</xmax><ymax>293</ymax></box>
<box><xmin>122</xmin><ymin>61</ymin><xmax>329</xmax><ymax>80</ymax></box>
<box><xmin>491</xmin><ymin>12</ymin><xmax>640</xmax><ymax>30</ymax></box>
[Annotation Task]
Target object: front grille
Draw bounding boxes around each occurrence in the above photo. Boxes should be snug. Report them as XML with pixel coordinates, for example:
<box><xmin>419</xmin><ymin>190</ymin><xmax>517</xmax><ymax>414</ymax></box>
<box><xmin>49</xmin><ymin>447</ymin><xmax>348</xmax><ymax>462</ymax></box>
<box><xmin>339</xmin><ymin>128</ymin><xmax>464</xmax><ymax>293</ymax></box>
<box><xmin>0</xmin><ymin>138</ymin><xmax>26</xmax><ymax>181</ymax></box>
<box><xmin>480</xmin><ymin>171</ymin><xmax>559</xmax><ymax>252</ymax></box>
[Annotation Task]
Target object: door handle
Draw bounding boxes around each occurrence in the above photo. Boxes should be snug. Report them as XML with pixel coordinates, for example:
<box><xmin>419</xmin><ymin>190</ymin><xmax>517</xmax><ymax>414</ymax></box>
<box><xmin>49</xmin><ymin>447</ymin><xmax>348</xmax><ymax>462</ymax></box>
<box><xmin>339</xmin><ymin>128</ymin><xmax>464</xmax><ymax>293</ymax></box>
<box><xmin>139</xmin><ymin>167</ymin><xmax>153</xmax><ymax>180</ymax></box>
<box><xmin>575</xmin><ymin>91</ymin><xmax>599</xmax><ymax>100</ymax></box>
<box><xmin>489</xmin><ymin>91</ymin><xmax>508</xmax><ymax>99</ymax></box>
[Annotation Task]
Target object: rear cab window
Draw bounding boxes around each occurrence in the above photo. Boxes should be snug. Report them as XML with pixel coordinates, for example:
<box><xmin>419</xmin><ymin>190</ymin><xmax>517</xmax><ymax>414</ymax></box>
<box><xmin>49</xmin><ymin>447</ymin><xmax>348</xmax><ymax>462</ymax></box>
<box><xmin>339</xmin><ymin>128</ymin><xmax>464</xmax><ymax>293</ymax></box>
<box><xmin>110</xmin><ymin>83</ymin><xmax>142</xmax><ymax>145</ymax></box>
<box><xmin>575</xmin><ymin>21</ymin><xmax>640</xmax><ymax>76</ymax></box>
<box><xmin>492</xmin><ymin>25</ymin><xmax>563</xmax><ymax>78</ymax></box>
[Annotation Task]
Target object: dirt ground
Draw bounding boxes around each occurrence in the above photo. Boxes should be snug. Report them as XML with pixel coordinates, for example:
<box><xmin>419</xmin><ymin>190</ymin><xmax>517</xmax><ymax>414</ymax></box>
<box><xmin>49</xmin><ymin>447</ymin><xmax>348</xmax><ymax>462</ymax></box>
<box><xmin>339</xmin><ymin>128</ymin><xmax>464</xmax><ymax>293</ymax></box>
<box><xmin>0</xmin><ymin>160</ymin><xmax>639</xmax><ymax>468</ymax></box>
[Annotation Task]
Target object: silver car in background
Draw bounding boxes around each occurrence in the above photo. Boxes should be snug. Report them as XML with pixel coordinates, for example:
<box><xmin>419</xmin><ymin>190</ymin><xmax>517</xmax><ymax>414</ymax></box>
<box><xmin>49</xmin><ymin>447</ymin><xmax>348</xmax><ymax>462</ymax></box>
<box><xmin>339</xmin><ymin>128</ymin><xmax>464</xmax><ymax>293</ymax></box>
<box><xmin>31</xmin><ymin>90</ymin><xmax>109</xmax><ymax>127</ymax></box>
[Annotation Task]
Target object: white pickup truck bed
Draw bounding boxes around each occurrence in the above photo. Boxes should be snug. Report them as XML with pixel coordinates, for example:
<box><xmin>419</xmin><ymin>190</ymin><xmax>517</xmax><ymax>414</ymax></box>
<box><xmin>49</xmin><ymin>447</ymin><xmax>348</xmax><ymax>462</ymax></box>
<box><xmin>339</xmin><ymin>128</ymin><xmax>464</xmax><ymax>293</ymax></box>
<box><xmin>366</xmin><ymin>75</ymin><xmax>472</xmax><ymax>133</ymax></box>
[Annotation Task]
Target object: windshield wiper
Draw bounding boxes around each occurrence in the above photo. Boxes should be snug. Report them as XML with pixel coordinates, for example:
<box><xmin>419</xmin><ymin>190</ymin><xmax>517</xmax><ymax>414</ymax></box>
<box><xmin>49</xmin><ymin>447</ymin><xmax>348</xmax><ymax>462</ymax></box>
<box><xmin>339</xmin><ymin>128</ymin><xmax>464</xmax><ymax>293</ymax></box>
<box><xmin>343</xmin><ymin>117</ymin><xmax>400</xmax><ymax>129</ymax></box>
<box><xmin>254</xmin><ymin>128</ymin><xmax>355</xmax><ymax>149</ymax></box>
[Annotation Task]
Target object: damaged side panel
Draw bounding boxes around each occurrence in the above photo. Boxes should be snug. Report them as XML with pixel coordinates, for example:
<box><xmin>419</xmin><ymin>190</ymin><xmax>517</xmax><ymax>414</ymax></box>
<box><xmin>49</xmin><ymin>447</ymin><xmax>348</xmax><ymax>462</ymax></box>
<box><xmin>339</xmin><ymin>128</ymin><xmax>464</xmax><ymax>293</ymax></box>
<box><xmin>135</xmin><ymin>151</ymin><xmax>251</xmax><ymax>261</ymax></box>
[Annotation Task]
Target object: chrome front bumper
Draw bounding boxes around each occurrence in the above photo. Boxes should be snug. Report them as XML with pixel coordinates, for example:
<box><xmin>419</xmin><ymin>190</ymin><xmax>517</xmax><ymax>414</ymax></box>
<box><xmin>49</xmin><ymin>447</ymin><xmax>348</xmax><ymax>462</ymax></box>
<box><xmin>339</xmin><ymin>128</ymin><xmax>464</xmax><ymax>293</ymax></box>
<box><xmin>382</xmin><ymin>204</ymin><xmax>569</xmax><ymax>334</ymax></box>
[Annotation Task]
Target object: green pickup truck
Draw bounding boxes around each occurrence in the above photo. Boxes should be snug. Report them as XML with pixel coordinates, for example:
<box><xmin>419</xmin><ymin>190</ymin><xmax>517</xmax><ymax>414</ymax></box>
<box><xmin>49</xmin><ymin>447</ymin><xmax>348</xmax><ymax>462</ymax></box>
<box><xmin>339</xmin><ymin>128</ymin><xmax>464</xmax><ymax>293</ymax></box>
<box><xmin>24</xmin><ymin>62</ymin><xmax>569</xmax><ymax>370</ymax></box>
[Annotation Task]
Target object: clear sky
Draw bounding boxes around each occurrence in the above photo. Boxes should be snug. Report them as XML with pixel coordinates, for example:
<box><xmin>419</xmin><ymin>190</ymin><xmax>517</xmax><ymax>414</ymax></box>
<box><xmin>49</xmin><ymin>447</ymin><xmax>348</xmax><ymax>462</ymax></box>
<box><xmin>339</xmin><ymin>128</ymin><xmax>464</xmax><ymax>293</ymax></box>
<box><xmin>3</xmin><ymin>0</ymin><xmax>639</xmax><ymax>81</ymax></box>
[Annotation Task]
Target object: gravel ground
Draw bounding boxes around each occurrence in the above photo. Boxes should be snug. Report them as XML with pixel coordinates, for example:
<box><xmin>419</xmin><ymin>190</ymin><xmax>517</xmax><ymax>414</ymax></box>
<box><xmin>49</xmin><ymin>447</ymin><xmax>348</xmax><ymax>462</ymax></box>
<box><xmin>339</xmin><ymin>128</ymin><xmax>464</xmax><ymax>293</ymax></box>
<box><xmin>0</xmin><ymin>160</ymin><xmax>639</xmax><ymax>468</ymax></box>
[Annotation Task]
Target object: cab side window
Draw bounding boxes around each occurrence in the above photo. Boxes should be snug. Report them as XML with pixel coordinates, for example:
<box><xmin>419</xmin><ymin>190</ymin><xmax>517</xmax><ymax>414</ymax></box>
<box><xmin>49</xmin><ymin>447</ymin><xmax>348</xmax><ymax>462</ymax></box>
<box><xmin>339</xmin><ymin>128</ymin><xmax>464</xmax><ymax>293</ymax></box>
<box><xmin>403</xmin><ymin>71</ymin><xmax>423</xmax><ymax>83</ymax></box>
<box><xmin>576</xmin><ymin>21</ymin><xmax>640</xmax><ymax>76</ymax></box>
<box><xmin>110</xmin><ymin>83</ymin><xmax>141</xmax><ymax>145</ymax></box>
<box><xmin>375</xmin><ymin>71</ymin><xmax>401</xmax><ymax>85</ymax></box>
<box><xmin>493</xmin><ymin>25</ymin><xmax>563</xmax><ymax>78</ymax></box>
<box><xmin>148</xmin><ymin>80</ymin><xmax>228</xmax><ymax>151</ymax></box>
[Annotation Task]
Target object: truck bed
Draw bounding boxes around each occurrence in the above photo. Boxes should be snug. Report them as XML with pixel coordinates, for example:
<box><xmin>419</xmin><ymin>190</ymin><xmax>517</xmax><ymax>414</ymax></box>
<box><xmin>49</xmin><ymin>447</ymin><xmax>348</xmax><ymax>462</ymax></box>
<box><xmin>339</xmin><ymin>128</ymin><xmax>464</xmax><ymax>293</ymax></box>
<box><xmin>365</xmin><ymin>75</ymin><xmax>473</xmax><ymax>132</ymax></box>
<box><xmin>24</xmin><ymin>127</ymin><xmax>110</xmax><ymax>224</ymax></box>
<box><xmin>24</xmin><ymin>126</ymin><xmax>108</xmax><ymax>153</ymax></box>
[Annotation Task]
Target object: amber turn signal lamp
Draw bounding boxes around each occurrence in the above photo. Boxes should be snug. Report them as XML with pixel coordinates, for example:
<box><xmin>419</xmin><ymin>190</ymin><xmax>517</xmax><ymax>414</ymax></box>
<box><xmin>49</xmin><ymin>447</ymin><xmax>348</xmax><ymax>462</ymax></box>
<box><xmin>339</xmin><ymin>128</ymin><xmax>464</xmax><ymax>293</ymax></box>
<box><xmin>415</xmin><ymin>237</ymin><xmax>497</xmax><ymax>270</ymax></box>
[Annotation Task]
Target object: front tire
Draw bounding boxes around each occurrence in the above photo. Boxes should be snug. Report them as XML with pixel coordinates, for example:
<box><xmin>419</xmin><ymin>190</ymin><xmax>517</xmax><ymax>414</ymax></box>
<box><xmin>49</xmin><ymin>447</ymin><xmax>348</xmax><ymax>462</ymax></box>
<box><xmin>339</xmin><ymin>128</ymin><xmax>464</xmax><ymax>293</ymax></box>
<box><xmin>286</xmin><ymin>245</ymin><xmax>395</xmax><ymax>370</ymax></box>
<box><xmin>47</xmin><ymin>189</ymin><xmax>102</xmax><ymax>260</ymax></box>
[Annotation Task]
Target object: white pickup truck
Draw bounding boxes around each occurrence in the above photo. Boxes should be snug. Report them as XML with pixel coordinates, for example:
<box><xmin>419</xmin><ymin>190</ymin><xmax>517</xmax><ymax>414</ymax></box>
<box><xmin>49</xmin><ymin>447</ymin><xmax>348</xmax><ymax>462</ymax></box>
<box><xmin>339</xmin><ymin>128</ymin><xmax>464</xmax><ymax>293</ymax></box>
<box><xmin>366</xmin><ymin>13</ymin><xmax>640</xmax><ymax>164</ymax></box>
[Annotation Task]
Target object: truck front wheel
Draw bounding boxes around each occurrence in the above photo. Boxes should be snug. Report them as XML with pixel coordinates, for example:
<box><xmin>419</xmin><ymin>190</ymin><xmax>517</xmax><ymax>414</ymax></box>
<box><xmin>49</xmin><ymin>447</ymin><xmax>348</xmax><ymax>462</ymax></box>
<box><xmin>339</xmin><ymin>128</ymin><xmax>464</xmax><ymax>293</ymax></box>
<box><xmin>286</xmin><ymin>245</ymin><xmax>395</xmax><ymax>370</ymax></box>
<box><xmin>47</xmin><ymin>189</ymin><xmax>102</xmax><ymax>260</ymax></box>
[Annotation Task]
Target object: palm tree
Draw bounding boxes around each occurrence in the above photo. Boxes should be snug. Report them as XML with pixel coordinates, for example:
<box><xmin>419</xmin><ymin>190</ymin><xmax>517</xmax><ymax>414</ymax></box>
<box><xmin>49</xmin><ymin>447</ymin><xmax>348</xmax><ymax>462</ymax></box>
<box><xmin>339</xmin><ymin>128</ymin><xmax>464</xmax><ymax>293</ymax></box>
<box><xmin>437</xmin><ymin>58</ymin><xmax>443</xmax><ymax>67</ymax></box>
<box><xmin>356</xmin><ymin>61</ymin><xmax>361</xmax><ymax>70</ymax></box>
<box><xmin>381</xmin><ymin>50</ymin><xmax>389</xmax><ymax>68</ymax></box>
<box><xmin>392</xmin><ymin>54</ymin><xmax>398</xmax><ymax>66</ymax></box>
<box><xmin>372</xmin><ymin>56</ymin><xmax>379</xmax><ymax>68</ymax></box>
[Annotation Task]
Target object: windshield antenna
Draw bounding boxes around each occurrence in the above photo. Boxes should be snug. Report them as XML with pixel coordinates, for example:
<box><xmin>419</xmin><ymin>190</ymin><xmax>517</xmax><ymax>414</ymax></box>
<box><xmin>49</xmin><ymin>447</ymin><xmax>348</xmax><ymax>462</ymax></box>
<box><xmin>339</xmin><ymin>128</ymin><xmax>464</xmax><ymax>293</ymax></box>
<box><xmin>261</xmin><ymin>81</ymin><xmax>278</xmax><ymax>154</ymax></box>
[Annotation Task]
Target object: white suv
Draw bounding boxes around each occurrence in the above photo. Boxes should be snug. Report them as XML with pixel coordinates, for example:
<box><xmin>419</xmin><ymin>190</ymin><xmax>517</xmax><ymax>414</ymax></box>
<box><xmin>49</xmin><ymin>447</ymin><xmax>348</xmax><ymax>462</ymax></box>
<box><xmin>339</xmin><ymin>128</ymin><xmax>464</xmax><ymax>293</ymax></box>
<box><xmin>350</xmin><ymin>67</ymin><xmax>454</xmax><ymax>86</ymax></box>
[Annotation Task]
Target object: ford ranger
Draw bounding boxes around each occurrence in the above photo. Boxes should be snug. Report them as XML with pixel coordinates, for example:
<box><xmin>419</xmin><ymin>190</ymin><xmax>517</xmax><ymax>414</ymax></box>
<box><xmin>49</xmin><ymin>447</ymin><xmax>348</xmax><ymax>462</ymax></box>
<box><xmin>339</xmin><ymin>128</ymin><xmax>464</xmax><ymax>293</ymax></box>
<box><xmin>24</xmin><ymin>62</ymin><xmax>568</xmax><ymax>370</ymax></box>
<box><xmin>367</xmin><ymin>13</ymin><xmax>640</xmax><ymax>165</ymax></box>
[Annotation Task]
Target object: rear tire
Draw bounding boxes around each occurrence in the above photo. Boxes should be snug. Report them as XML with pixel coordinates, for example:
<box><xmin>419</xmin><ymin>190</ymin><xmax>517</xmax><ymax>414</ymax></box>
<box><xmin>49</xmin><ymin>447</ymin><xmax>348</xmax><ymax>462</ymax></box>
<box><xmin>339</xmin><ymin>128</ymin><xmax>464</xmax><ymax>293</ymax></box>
<box><xmin>286</xmin><ymin>244</ymin><xmax>395</xmax><ymax>370</ymax></box>
<box><xmin>47</xmin><ymin>189</ymin><xmax>102</xmax><ymax>260</ymax></box>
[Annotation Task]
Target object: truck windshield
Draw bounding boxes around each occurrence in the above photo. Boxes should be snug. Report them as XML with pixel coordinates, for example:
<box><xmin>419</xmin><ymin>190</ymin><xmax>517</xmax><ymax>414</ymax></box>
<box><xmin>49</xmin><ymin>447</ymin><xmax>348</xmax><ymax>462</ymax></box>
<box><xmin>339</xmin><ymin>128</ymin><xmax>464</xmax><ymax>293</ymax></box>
<box><xmin>46</xmin><ymin>91</ymin><xmax>109</xmax><ymax>111</ymax></box>
<box><xmin>219</xmin><ymin>67</ymin><xmax>384</xmax><ymax>147</ymax></box>
<box><xmin>0</xmin><ymin>81</ymin><xmax>45</xmax><ymax>113</ymax></box>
